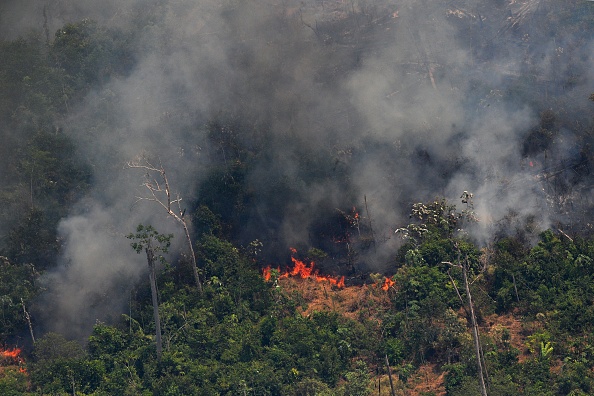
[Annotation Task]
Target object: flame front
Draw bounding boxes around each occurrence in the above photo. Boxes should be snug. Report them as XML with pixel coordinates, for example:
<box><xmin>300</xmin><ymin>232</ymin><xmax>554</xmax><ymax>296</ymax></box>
<box><xmin>261</xmin><ymin>249</ymin><xmax>392</xmax><ymax>292</ymax></box>
<box><xmin>382</xmin><ymin>277</ymin><xmax>395</xmax><ymax>291</ymax></box>
<box><xmin>0</xmin><ymin>347</ymin><xmax>26</xmax><ymax>374</ymax></box>
<box><xmin>263</xmin><ymin>266</ymin><xmax>272</xmax><ymax>281</ymax></box>
<box><xmin>262</xmin><ymin>249</ymin><xmax>345</xmax><ymax>288</ymax></box>
<box><xmin>315</xmin><ymin>274</ymin><xmax>345</xmax><ymax>288</ymax></box>
<box><xmin>289</xmin><ymin>256</ymin><xmax>314</xmax><ymax>278</ymax></box>
<box><xmin>1</xmin><ymin>348</ymin><xmax>21</xmax><ymax>359</ymax></box>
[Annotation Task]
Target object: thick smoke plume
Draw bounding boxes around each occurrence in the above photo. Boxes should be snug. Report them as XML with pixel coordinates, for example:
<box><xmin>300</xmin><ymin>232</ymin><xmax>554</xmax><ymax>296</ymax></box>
<box><xmin>3</xmin><ymin>0</ymin><xmax>592</xmax><ymax>337</ymax></box>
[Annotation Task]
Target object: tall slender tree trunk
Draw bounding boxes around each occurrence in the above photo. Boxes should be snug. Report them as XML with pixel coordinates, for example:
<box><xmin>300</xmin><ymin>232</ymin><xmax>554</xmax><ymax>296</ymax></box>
<box><xmin>146</xmin><ymin>241</ymin><xmax>162</xmax><ymax>361</ymax></box>
<box><xmin>512</xmin><ymin>273</ymin><xmax>520</xmax><ymax>303</ymax></box>
<box><xmin>181</xmin><ymin>220</ymin><xmax>202</xmax><ymax>293</ymax></box>
<box><xmin>462</xmin><ymin>258</ymin><xmax>488</xmax><ymax>396</ymax></box>
<box><xmin>21</xmin><ymin>298</ymin><xmax>35</xmax><ymax>344</ymax></box>
<box><xmin>127</xmin><ymin>160</ymin><xmax>203</xmax><ymax>294</ymax></box>
<box><xmin>384</xmin><ymin>354</ymin><xmax>396</xmax><ymax>396</ymax></box>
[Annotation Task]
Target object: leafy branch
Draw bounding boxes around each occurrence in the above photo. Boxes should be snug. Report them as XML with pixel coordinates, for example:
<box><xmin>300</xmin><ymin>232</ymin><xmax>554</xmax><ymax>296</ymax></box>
<box><xmin>395</xmin><ymin>192</ymin><xmax>477</xmax><ymax>245</ymax></box>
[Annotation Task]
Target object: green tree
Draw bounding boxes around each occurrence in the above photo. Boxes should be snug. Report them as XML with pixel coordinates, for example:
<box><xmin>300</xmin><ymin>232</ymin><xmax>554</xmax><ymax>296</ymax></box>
<box><xmin>0</xmin><ymin>367</ymin><xmax>28</xmax><ymax>395</ymax></box>
<box><xmin>0</xmin><ymin>256</ymin><xmax>38</xmax><ymax>341</ymax></box>
<box><xmin>31</xmin><ymin>332</ymin><xmax>104</xmax><ymax>395</ymax></box>
<box><xmin>51</xmin><ymin>19</ymin><xmax>134</xmax><ymax>99</ymax></box>
<box><xmin>342</xmin><ymin>360</ymin><xmax>372</xmax><ymax>396</ymax></box>
<box><xmin>128</xmin><ymin>224</ymin><xmax>173</xmax><ymax>361</ymax></box>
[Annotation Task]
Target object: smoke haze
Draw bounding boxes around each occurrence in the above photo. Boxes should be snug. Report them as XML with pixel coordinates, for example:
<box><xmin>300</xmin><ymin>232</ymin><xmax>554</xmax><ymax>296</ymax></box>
<box><xmin>3</xmin><ymin>0</ymin><xmax>592</xmax><ymax>337</ymax></box>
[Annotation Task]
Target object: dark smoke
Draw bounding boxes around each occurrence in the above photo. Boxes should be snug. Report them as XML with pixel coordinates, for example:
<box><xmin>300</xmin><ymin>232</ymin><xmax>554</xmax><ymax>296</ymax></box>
<box><xmin>3</xmin><ymin>0</ymin><xmax>592</xmax><ymax>338</ymax></box>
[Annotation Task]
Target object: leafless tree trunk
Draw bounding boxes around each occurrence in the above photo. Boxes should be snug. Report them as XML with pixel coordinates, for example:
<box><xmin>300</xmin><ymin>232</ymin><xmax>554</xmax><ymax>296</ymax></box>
<box><xmin>21</xmin><ymin>298</ymin><xmax>35</xmax><ymax>344</ymax></box>
<box><xmin>384</xmin><ymin>354</ymin><xmax>396</xmax><ymax>396</ymax></box>
<box><xmin>128</xmin><ymin>159</ymin><xmax>203</xmax><ymax>293</ymax></box>
<box><xmin>444</xmin><ymin>250</ymin><xmax>488</xmax><ymax>396</ymax></box>
<box><xmin>146</xmin><ymin>239</ymin><xmax>163</xmax><ymax>361</ymax></box>
<box><xmin>461</xmin><ymin>257</ymin><xmax>488</xmax><ymax>396</ymax></box>
<box><xmin>377</xmin><ymin>366</ymin><xmax>381</xmax><ymax>395</ymax></box>
<box><xmin>511</xmin><ymin>273</ymin><xmax>520</xmax><ymax>303</ymax></box>
<box><xmin>364</xmin><ymin>195</ymin><xmax>376</xmax><ymax>251</ymax></box>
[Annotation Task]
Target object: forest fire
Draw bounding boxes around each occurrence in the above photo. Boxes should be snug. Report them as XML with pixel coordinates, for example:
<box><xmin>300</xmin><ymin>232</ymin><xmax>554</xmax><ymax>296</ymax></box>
<box><xmin>382</xmin><ymin>276</ymin><xmax>395</xmax><ymax>291</ymax></box>
<box><xmin>0</xmin><ymin>347</ymin><xmax>26</xmax><ymax>373</ymax></box>
<box><xmin>1</xmin><ymin>348</ymin><xmax>21</xmax><ymax>360</ymax></box>
<box><xmin>262</xmin><ymin>249</ymin><xmax>398</xmax><ymax>291</ymax></box>
<box><xmin>262</xmin><ymin>248</ymin><xmax>345</xmax><ymax>288</ymax></box>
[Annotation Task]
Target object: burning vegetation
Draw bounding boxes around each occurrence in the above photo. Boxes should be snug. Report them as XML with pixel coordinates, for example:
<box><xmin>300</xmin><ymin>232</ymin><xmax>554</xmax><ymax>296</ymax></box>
<box><xmin>263</xmin><ymin>248</ymin><xmax>398</xmax><ymax>292</ymax></box>
<box><xmin>381</xmin><ymin>276</ymin><xmax>395</xmax><ymax>291</ymax></box>
<box><xmin>0</xmin><ymin>0</ymin><xmax>593</xmax><ymax>394</ymax></box>
<box><xmin>0</xmin><ymin>347</ymin><xmax>26</xmax><ymax>374</ymax></box>
<box><xmin>262</xmin><ymin>248</ymin><xmax>346</xmax><ymax>288</ymax></box>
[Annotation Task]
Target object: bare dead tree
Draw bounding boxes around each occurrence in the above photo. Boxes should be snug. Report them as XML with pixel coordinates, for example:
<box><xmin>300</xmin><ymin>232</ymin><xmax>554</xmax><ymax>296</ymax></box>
<box><xmin>128</xmin><ymin>158</ymin><xmax>203</xmax><ymax>293</ymax></box>
<box><xmin>443</xmin><ymin>248</ymin><xmax>488</xmax><ymax>396</ymax></box>
<box><xmin>300</xmin><ymin>8</ymin><xmax>320</xmax><ymax>39</ymax></box>
<box><xmin>21</xmin><ymin>298</ymin><xmax>35</xmax><ymax>344</ymax></box>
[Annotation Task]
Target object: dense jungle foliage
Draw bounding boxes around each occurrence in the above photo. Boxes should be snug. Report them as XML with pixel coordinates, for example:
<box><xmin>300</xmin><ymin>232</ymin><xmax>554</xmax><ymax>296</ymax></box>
<box><xmin>0</xmin><ymin>1</ymin><xmax>594</xmax><ymax>395</ymax></box>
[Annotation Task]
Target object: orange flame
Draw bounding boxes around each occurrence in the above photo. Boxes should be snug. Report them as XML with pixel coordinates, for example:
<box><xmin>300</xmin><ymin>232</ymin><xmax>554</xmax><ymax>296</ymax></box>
<box><xmin>315</xmin><ymin>274</ymin><xmax>345</xmax><ymax>288</ymax></box>
<box><xmin>262</xmin><ymin>249</ymin><xmax>345</xmax><ymax>288</ymax></box>
<box><xmin>289</xmin><ymin>256</ymin><xmax>314</xmax><ymax>278</ymax></box>
<box><xmin>1</xmin><ymin>348</ymin><xmax>21</xmax><ymax>359</ymax></box>
<box><xmin>382</xmin><ymin>277</ymin><xmax>395</xmax><ymax>291</ymax></box>
<box><xmin>263</xmin><ymin>266</ymin><xmax>272</xmax><ymax>281</ymax></box>
<box><xmin>0</xmin><ymin>347</ymin><xmax>26</xmax><ymax>374</ymax></box>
